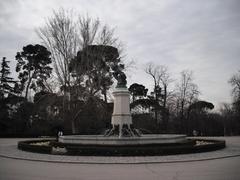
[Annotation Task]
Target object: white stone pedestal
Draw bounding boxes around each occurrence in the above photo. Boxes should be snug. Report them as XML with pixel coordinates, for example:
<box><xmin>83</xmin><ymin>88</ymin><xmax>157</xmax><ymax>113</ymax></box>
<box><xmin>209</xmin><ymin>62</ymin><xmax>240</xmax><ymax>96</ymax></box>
<box><xmin>111</xmin><ymin>87</ymin><xmax>132</xmax><ymax>137</ymax></box>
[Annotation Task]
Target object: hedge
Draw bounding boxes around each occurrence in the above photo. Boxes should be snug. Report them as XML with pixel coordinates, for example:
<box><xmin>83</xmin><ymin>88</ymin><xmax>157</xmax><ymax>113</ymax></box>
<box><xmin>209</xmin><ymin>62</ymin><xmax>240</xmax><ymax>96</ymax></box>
<box><xmin>18</xmin><ymin>140</ymin><xmax>53</xmax><ymax>154</ymax></box>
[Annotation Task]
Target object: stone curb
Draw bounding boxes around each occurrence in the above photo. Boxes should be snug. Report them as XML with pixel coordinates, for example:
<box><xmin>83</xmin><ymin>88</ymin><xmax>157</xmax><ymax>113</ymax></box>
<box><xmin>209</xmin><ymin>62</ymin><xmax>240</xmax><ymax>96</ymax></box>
<box><xmin>1</xmin><ymin>153</ymin><xmax>240</xmax><ymax>164</ymax></box>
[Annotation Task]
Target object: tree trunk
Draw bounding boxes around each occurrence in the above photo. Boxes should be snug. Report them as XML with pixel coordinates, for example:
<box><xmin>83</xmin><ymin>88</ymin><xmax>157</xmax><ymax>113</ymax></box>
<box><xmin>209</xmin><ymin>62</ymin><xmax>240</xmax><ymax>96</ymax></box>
<box><xmin>180</xmin><ymin>100</ymin><xmax>185</xmax><ymax>133</ymax></box>
<box><xmin>154</xmin><ymin>88</ymin><xmax>159</xmax><ymax>131</ymax></box>
<box><xmin>25</xmin><ymin>78</ymin><xmax>32</xmax><ymax>100</ymax></box>
<box><xmin>162</xmin><ymin>85</ymin><xmax>168</xmax><ymax>131</ymax></box>
<box><xmin>103</xmin><ymin>89</ymin><xmax>108</xmax><ymax>103</ymax></box>
<box><xmin>71</xmin><ymin>119</ymin><xmax>77</xmax><ymax>134</ymax></box>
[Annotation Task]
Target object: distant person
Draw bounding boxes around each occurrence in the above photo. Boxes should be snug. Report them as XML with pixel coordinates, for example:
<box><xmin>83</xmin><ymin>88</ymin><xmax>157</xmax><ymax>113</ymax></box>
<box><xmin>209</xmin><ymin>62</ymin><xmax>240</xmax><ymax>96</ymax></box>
<box><xmin>193</xmin><ymin>130</ymin><xmax>198</xmax><ymax>136</ymax></box>
<box><xmin>57</xmin><ymin>131</ymin><xmax>63</xmax><ymax>141</ymax></box>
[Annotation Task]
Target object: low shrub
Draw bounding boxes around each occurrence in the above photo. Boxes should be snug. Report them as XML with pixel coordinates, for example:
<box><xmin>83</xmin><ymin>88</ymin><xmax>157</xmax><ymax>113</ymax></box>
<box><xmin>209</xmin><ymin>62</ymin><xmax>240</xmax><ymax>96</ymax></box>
<box><xmin>18</xmin><ymin>140</ymin><xmax>53</xmax><ymax>154</ymax></box>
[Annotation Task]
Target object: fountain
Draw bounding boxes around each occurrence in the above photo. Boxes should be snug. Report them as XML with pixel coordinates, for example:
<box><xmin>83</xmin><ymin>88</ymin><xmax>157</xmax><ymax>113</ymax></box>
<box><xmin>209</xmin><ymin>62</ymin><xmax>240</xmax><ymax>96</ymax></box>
<box><xmin>57</xmin><ymin>58</ymin><xmax>190</xmax><ymax>155</ymax></box>
<box><xmin>104</xmin><ymin>63</ymin><xmax>140</xmax><ymax>137</ymax></box>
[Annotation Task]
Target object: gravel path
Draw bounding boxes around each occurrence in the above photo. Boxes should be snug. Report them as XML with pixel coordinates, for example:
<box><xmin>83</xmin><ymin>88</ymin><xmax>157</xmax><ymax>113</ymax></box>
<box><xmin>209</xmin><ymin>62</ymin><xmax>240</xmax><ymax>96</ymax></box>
<box><xmin>0</xmin><ymin>136</ymin><xmax>239</xmax><ymax>164</ymax></box>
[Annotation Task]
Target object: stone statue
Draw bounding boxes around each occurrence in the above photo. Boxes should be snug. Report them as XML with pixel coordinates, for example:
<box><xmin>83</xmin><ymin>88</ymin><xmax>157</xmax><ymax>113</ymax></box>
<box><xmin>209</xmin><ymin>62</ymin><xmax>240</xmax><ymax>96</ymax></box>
<box><xmin>112</xmin><ymin>64</ymin><xmax>127</xmax><ymax>88</ymax></box>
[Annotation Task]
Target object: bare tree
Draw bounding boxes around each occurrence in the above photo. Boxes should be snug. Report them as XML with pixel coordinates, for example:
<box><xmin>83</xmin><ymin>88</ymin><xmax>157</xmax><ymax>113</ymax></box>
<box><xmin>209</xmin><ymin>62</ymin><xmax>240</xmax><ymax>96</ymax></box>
<box><xmin>158</xmin><ymin>66</ymin><xmax>173</xmax><ymax>108</ymax></box>
<box><xmin>145</xmin><ymin>63</ymin><xmax>161</xmax><ymax>124</ymax></box>
<box><xmin>145</xmin><ymin>63</ymin><xmax>161</xmax><ymax>90</ymax></box>
<box><xmin>37</xmin><ymin>9</ymin><xmax>80</xmax><ymax>133</ymax></box>
<box><xmin>228</xmin><ymin>70</ymin><xmax>240</xmax><ymax>130</ymax></box>
<box><xmin>78</xmin><ymin>15</ymin><xmax>100</xmax><ymax>48</ymax></box>
<box><xmin>156</xmin><ymin>65</ymin><xmax>173</xmax><ymax>131</ymax></box>
<box><xmin>175</xmin><ymin>70</ymin><xmax>199</xmax><ymax>133</ymax></box>
<box><xmin>37</xmin><ymin>9</ymin><xmax>122</xmax><ymax>133</ymax></box>
<box><xmin>37</xmin><ymin>9</ymin><xmax>121</xmax><ymax>92</ymax></box>
<box><xmin>37</xmin><ymin>9</ymin><xmax>78</xmax><ymax>90</ymax></box>
<box><xmin>229</xmin><ymin>70</ymin><xmax>240</xmax><ymax>100</ymax></box>
<box><xmin>145</xmin><ymin>63</ymin><xmax>173</xmax><ymax>130</ymax></box>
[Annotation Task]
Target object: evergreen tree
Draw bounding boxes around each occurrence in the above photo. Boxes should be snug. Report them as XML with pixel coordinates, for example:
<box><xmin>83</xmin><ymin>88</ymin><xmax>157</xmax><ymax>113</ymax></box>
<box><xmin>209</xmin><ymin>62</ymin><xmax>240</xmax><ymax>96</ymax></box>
<box><xmin>129</xmin><ymin>83</ymin><xmax>148</xmax><ymax>102</ymax></box>
<box><xmin>69</xmin><ymin>45</ymin><xmax>121</xmax><ymax>101</ymax></box>
<box><xmin>0</xmin><ymin>57</ymin><xmax>15</xmax><ymax>98</ymax></box>
<box><xmin>15</xmin><ymin>44</ymin><xmax>52</xmax><ymax>99</ymax></box>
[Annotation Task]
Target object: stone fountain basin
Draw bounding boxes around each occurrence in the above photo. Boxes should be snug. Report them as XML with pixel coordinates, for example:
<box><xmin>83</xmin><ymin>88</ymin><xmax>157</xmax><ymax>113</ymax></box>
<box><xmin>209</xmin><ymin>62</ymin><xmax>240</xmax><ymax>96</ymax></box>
<box><xmin>18</xmin><ymin>136</ymin><xmax>225</xmax><ymax>156</ymax></box>
<box><xmin>58</xmin><ymin>134</ymin><xmax>187</xmax><ymax>146</ymax></box>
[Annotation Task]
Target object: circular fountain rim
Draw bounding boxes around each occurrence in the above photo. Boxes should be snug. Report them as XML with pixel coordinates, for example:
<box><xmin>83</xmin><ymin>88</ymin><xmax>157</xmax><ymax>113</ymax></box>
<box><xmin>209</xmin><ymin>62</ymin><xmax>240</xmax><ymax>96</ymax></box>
<box><xmin>60</xmin><ymin>134</ymin><xmax>186</xmax><ymax>139</ymax></box>
<box><xmin>58</xmin><ymin>134</ymin><xmax>188</xmax><ymax>145</ymax></box>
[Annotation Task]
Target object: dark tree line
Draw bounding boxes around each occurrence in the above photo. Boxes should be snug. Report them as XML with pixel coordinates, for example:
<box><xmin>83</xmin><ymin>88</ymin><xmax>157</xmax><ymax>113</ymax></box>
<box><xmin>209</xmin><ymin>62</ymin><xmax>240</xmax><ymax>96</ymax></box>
<box><xmin>0</xmin><ymin>44</ymin><xmax>53</xmax><ymax>136</ymax></box>
<box><xmin>129</xmin><ymin>63</ymin><xmax>240</xmax><ymax>136</ymax></box>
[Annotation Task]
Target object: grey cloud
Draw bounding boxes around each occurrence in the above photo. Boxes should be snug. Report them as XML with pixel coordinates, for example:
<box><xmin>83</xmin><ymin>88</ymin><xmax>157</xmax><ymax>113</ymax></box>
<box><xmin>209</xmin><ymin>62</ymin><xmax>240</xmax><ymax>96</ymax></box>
<box><xmin>0</xmin><ymin>0</ymin><xmax>239</xmax><ymax>109</ymax></box>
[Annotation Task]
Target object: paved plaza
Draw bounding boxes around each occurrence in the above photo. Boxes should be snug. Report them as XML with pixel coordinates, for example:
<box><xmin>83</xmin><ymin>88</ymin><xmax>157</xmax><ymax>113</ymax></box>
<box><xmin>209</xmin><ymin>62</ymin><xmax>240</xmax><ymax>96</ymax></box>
<box><xmin>0</xmin><ymin>137</ymin><xmax>240</xmax><ymax>179</ymax></box>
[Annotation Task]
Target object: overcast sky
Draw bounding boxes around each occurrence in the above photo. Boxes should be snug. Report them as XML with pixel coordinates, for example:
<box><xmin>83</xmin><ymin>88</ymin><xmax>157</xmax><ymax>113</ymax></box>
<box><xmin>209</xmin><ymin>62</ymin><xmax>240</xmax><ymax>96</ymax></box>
<box><xmin>1</xmin><ymin>0</ymin><xmax>240</xmax><ymax>109</ymax></box>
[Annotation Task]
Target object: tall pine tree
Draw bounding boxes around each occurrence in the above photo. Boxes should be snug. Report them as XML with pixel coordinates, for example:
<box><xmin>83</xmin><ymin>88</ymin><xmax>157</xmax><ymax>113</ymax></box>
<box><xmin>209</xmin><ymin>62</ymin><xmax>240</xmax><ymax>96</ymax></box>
<box><xmin>15</xmin><ymin>44</ymin><xmax>52</xmax><ymax>99</ymax></box>
<box><xmin>0</xmin><ymin>57</ymin><xmax>15</xmax><ymax>98</ymax></box>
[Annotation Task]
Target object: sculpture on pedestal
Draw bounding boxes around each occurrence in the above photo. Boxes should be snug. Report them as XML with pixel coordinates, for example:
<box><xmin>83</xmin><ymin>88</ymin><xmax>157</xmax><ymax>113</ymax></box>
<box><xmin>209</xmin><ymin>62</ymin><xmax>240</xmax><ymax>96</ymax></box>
<box><xmin>104</xmin><ymin>63</ymin><xmax>141</xmax><ymax>137</ymax></box>
<box><xmin>111</xmin><ymin>64</ymin><xmax>127</xmax><ymax>88</ymax></box>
